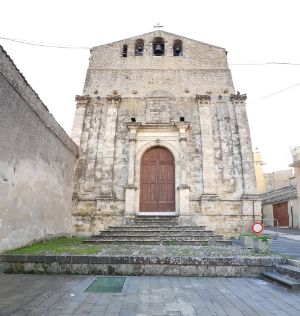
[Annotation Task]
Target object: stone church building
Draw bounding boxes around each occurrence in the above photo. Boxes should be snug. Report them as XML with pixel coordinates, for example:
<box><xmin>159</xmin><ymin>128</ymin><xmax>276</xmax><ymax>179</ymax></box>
<box><xmin>71</xmin><ymin>30</ymin><xmax>261</xmax><ymax>234</ymax></box>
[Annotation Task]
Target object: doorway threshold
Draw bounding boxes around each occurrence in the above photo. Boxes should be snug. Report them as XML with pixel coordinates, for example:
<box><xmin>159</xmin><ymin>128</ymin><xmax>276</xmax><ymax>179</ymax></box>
<box><xmin>138</xmin><ymin>212</ymin><xmax>177</xmax><ymax>216</ymax></box>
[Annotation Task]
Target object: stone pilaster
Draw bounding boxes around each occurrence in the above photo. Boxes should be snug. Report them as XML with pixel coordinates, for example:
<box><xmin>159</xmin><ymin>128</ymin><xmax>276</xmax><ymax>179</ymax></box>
<box><xmin>71</xmin><ymin>95</ymin><xmax>90</xmax><ymax>146</ymax></box>
<box><xmin>124</xmin><ymin>123</ymin><xmax>139</xmax><ymax>215</ymax></box>
<box><xmin>98</xmin><ymin>94</ymin><xmax>121</xmax><ymax>199</ymax></box>
<box><xmin>231</xmin><ymin>93</ymin><xmax>256</xmax><ymax>195</ymax></box>
<box><xmin>176</xmin><ymin>122</ymin><xmax>190</xmax><ymax>215</ymax></box>
<box><xmin>83</xmin><ymin>99</ymin><xmax>102</xmax><ymax>192</ymax></box>
<box><xmin>196</xmin><ymin>95</ymin><xmax>218</xmax><ymax>199</ymax></box>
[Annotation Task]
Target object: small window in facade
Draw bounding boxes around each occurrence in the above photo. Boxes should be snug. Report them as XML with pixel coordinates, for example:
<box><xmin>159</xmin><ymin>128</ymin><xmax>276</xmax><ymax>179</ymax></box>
<box><xmin>153</xmin><ymin>37</ymin><xmax>165</xmax><ymax>56</ymax></box>
<box><xmin>135</xmin><ymin>39</ymin><xmax>144</xmax><ymax>56</ymax></box>
<box><xmin>173</xmin><ymin>40</ymin><xmax>183</xmax><ymax>56</ymax></box>
<box><xmin>122</xmin><ymin>45</ymin><xmax>128</xmax><ymax>57</ymax></box>
<box><xmin>180</xmin><ymin>117</ymin><xmax>185</xmax><ymax>122</ymax></box>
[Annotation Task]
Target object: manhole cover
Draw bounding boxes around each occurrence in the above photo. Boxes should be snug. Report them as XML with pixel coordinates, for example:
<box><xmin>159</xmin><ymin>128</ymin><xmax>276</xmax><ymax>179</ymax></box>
<box><xmin>85</xmin><ymin>276</ymin><xmax>126</xmax><ymax>293</ymax></box>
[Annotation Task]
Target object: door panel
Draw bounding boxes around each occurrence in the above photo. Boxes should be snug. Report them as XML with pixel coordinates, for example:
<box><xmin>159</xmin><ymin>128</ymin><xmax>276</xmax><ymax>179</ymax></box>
<box><xmin>140</xmin><ymin>147</ymin><xmax>175</xmax><ymax>212</ymax></box>
<box><xmin>273</xmin><ymin>202</ymin><xmax>289</xmax><ymax>227</ymax></box>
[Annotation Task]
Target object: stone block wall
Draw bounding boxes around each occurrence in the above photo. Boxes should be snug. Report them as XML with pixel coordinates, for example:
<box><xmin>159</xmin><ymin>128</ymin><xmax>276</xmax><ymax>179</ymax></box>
<box><xmin>0</xmin><ymin>46</ymin><xmax>78</xmax><ymax>252</ymax></box>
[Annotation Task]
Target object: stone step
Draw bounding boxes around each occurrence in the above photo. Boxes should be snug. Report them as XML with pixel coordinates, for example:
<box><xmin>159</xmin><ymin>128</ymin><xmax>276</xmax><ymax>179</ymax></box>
<box><xmin>133</xmin><ymin>215</ymin><xmax>179</xmax><ymax>220</ymax></box>
<box><xmin>91</xmin><ymin>235</ymin><xmax>222</xmax><ymax>241</ymax></box>
<box><xmin>83</xmin><ymin>239</ymin><xmax>231</xmax><ymax>246</ymax></box>
<box><xmin>262</xmin><ymin>272</ymin><xmax>300</xmax><ymax>291</ymax></box>
<box><xmin>131</xmin><ymin>222</ymin><xmax>178</xmax><ymax>226</ymax></box>
<box><xmin>96</xmin><ymin>231</ymin><xmax>216</xmax><ymax>237</ymax></box>
<box><xmin>275</xmin><ymin>264</ymin><xmax>300</xmax><ymax>280</ymax></box>
<box><xmin>109</xmin><ymin>226</ymin><xmax>207</xmax><ymax>231</ymax></box>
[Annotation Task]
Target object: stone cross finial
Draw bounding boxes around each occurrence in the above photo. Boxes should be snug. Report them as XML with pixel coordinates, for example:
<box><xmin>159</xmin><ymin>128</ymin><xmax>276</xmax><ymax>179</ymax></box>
<box><xmin>153</xmin><ymin>23</ymin><xmax>164</xmax><ymax>29</ymax></box>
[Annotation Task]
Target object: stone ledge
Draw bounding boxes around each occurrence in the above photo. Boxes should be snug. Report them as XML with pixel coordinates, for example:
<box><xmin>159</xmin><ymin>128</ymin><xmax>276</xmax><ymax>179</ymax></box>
<box><xmin>0</xmin><ymin>254</ymin><xmax>285</xmax><ymax>277</ymax></box>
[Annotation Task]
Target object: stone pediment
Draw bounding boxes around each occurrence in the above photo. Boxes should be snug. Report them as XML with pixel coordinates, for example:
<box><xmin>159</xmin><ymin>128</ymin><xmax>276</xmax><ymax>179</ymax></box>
<box><xmin>91</xmin><ymin>30</ymin><xmax>224</xmax><ymax>50</ymax></box>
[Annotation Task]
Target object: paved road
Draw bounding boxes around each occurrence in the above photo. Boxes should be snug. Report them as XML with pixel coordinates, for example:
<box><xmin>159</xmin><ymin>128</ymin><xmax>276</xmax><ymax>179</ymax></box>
<box><xmin>271</xmin><ymin>228</ymin><xmax>300</xmax><ymax>259</ymax></box>
<box><xmin>0</xmin><ymin>274</ymin><xmax>300</xmax><ymax>316</ymax></box>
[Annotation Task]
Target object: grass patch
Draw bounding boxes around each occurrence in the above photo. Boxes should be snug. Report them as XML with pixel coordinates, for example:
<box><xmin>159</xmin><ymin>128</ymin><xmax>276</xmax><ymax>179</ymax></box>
<box><xmin>6</xmin><ymin>236</ymin><xmax>104</xmax><ymax>255</ymax></box>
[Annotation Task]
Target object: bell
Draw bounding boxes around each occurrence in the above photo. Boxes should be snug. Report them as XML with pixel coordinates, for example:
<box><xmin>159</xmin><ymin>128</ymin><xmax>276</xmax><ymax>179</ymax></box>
<box><xmin>154</xmin><ymin>44</ymin><xmax>163</xmax><ymax>55</ymax></box>
<box><xmin>174</xmin><ymin>45</ymin><xmax>181</xmax><ymax>56</ymax></box>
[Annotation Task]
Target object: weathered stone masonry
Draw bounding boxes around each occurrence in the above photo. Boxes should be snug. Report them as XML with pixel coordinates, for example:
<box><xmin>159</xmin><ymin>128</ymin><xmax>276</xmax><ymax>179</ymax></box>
<box><xmin>0</xmin><ymin>46</ymin><xmax>78</xmax><ymax>252</ymax></box>
<box><xmin>72</xmin><ymin>30</ymin><xmax>261</xmax><ymax>234</ymax></box>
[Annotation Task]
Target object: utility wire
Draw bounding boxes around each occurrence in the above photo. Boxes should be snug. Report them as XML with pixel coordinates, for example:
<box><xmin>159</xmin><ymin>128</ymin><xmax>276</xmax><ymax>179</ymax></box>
<box><xmin>1</xmin><ymin>36</ymin><xmax>300</xmax><ymax>66</ymax></box>
<box><xmin>2</xmin><ymin>35</ymin><xmax>300</xmax><ymax>103</ymax></box>
<box><xmin>230</xmin><ymin>62</ymin><xmax>300</xmax><ymax>66</ymax></box>
<box><xmin>249</xmin><ymin>82</ymin><xmax>300</xmax><ymax>103</ymax></box>
<box><xmin>0</xmin><ymin>36</ymin><xmax>90</xmax><ymax>49</ymax></box>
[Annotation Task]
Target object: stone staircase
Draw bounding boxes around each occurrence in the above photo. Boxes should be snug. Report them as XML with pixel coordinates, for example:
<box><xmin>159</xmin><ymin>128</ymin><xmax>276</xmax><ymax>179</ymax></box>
<box><xmin>262</xmin><ymin>260</ymin><xmax>300</xmax><ymax>291</ymax></box>
<box><xmin>83</xmin><ymin>216</ymin><xmax>232</xmax><ymax>246</ymax></box>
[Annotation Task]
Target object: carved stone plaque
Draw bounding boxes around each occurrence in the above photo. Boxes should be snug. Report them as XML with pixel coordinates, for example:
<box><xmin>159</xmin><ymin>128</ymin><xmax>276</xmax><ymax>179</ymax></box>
<box><xmin>145</xmin><ymin>98</ymin><xmax>170</xmax><ymax>123</ymax></box>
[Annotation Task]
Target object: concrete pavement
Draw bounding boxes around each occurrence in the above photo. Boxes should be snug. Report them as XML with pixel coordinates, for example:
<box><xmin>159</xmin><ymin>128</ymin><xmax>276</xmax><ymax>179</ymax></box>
<box><xmin>0</xmin><ymin>274</ymin><xmax>300</xmax><ymax>316</ymax></box>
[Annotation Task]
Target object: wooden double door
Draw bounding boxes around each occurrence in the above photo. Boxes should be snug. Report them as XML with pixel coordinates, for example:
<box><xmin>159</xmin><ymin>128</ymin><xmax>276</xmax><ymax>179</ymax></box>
<box><xmin>273</xmin><ymin>202</ymin><xmax>289</xmax><ymax>227</ymax></box>
<box><xmin>140</xmin><ymin>147</ymin><xmax>175</xmax><ymax>212</ymax></box>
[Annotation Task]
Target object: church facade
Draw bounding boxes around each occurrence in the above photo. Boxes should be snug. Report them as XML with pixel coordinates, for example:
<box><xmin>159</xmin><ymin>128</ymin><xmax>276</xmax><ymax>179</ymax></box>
<box><xmin>71</xmin><ymin>30</ymin><xmax>261</xmax><ymax>235</ymax></box>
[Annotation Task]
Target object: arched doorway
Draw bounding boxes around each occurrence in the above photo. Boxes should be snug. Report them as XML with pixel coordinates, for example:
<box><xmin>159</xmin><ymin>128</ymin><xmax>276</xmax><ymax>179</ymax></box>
<box><xmin>140</xmin><ymin>147</ymin><xmax>175</xmax><ymax>212</ymax></box>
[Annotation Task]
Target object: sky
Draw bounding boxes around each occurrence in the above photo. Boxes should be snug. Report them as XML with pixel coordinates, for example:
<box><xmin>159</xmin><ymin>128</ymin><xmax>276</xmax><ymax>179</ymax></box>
<box><xmin>1</xmin><ymin>0</ymin><xmax>300</xmax><ymax>172</ymax></box>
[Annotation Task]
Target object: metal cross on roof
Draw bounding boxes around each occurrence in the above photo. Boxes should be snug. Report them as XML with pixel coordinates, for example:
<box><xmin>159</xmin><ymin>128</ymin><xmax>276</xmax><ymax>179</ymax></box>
<box><xmin>153</xmin><ymin>23</ymin><xmax>164</xmax><ymax>29</ymax></box>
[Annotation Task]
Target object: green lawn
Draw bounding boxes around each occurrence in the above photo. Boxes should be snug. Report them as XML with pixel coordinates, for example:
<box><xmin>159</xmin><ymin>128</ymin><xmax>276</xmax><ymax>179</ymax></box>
<box><xmin>6</xmin><ymin>236</ymin><xmax>103</xmax><ymax>255</ymax></box>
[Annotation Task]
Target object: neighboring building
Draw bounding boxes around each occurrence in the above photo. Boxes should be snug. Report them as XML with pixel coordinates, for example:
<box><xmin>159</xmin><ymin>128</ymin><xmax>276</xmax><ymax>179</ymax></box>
<box><xmin>253</xmin><ymin>148</ymin><xmax>266</xmax><ymax>194</ymax></box>
<box><xmin>0</xmin><ymin>46</ymin><xmax>78</xmax><ymax>252</ymax></box>
<box><xmin>255</xmin><ymin>149</ymin><xmax>299</xmax><ymax>228</ymax></box>
<box><xmin>289</xmin><ymin>146</ymin><xmax>300</xmax><ymax>227</ymax></box>
<box><xmin>71</xmin><ymin>30</ymin><xmax>260</xmax><ymax>235</ymax></box>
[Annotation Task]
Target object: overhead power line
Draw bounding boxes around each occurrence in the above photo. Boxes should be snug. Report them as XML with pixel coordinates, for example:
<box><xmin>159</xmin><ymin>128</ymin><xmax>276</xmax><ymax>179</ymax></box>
<box><xmin>230</xmin><ymin>62</ymin><xmax>300</xmax><ymax>66</ymax></box>
<box><xmin>249</xmin><ymin>82</ymin><xmax>300</xmax><ymax>103</ymax></box>
<box><xmin>0</xmin><ymin>36</ymin><xmax>90</xmax><ymax>49</ymax></box>
<box><xmin>1</xmin><ymin>36</ymin><xmax>300</xmax><ymax>66</ymax></box>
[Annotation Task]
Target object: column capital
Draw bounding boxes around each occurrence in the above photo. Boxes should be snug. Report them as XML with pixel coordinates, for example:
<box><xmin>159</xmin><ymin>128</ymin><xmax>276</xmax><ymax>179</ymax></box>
<box><xmin>196</xmin><ymin>94</ymin><xmax>211</xmax><ymax>105</ymax></box>
<box><xmin>177</xmin><ymin>184</ymin><xmax>190</xmax><ymax>190</ymax></box>
<box><xmin>175</xmin><ymin>122</ymin><xmax>190</xmax><ymax>131</ymax></box>
<box><xmin>75</xmin><ymin>95</ymin><xmax>90</xmax><ymax>107</ymax></box>
<box><xmin>106</xmin><ymin>94</ymin><xmax>121</xmax><ymax>103</ymax></box>
<box><xmin>230</xmin><ymin>92</ymin><xmax>247</xmax><ymax>104</ymax></box>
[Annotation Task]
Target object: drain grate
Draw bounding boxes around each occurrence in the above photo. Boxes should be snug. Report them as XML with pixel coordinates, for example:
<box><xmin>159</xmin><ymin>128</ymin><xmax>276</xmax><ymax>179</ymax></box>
<box><xmin>85</xmin><ymin>276</ymin><xmax>126</xmax><ymax>293</ymax></box>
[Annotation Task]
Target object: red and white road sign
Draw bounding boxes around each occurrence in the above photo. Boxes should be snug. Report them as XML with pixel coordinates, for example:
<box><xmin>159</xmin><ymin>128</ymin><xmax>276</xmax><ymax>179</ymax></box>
<box><xmin>251</xmin><ymin>222</ymin><xmax>264</xmax><ymax>234</ymax></box>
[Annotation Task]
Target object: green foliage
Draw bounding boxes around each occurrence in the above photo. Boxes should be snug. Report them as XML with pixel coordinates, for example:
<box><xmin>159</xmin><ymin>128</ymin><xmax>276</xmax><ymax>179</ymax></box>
<box><xmin>163</xmin><ymin>240</ymin><xmax>180</xmax><ymax>245</ymax></box>
<box><xmin>6</xmin><ymin>236</ymin><xmax>104</xmax><ymax>255</ymax></box>
<box><xmin>254</xmin><ymin>234</ymin><xmax>272</xmax><ymax>241</ymax></box>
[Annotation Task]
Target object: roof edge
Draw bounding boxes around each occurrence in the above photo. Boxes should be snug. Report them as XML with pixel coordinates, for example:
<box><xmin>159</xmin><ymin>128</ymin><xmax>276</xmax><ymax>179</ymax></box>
<box><xmin>0</xmin><ymin>45</ymin><xmax>78</xmax><ymax>157</ymax></box>
<box><xmin>91</xmin><ymin>30</ymin><xmax>226</xmax><ymax>51</ymax></box>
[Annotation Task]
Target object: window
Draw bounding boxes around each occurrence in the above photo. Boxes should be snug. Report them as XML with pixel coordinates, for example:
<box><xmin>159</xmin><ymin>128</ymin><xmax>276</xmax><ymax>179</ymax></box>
<box><xmin>173</xmin><ymin>40</ymin><xmax>183</xmax><ymax>56</ymax></box>
<box><xmin>135</xmin><ymin>39</ymin><xmax>144</xmax><ymax>56</ymax></box>
<box><xmin>153</xmin><ymin>37</ymin><xmax>165</xmax><ymax>56</ymax></box>
<box><xmin>122</xmin><ymin>45</ymin><xmax>128</xmax><ymax>57</ymax></box>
